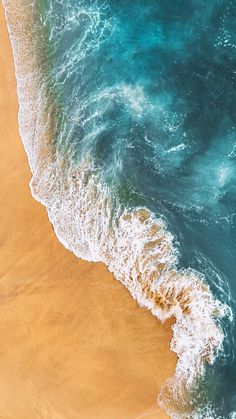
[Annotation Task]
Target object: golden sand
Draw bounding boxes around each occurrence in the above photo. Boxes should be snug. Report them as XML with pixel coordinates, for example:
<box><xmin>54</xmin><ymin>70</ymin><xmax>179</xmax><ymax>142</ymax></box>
<box><xmin>0</xmin><ymin>4</ymin><xmax>176</xmax><ymax>418</ymax></box>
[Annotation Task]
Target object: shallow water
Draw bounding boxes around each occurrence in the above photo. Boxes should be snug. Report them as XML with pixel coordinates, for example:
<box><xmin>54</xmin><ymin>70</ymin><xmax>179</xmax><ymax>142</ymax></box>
<box><xmin>4</xmin><ymin>0</ymin><xmax>236</xmax><ymax>417</ymax></box>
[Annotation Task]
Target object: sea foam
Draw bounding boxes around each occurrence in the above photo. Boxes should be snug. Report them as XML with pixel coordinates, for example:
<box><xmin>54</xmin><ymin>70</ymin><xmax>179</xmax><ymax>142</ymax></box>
<box><xmin>3</xmin><ymin>0</ymin><xmax>230</xmax><ymax>417</ymax></box>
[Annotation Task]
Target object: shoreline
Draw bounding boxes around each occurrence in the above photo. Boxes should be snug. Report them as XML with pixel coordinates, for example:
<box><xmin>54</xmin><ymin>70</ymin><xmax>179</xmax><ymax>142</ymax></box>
<box><xmin>0</xmin><ymin>3</ymin><xmax>176</xmax><ymax>418</ymax></box>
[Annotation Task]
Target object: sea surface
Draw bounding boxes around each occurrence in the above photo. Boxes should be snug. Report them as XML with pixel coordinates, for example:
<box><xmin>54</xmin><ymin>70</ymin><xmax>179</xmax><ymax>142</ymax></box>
<box><xmin>3</xmin><ymin>0</ymin><xmax>236</xmax><ymax>417</ymax></box>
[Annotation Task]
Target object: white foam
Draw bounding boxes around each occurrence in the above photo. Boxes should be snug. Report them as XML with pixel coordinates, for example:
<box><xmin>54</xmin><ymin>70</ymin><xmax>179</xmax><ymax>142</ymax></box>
<box><xmin>32</xmin><ymin>159</ymin><xmax>228</xmax><ymax>418</ymax></box>
<box><xmin>3</xmin><ymin>1</ymin><xmax>229</xmax><ymax>417</ymax></box>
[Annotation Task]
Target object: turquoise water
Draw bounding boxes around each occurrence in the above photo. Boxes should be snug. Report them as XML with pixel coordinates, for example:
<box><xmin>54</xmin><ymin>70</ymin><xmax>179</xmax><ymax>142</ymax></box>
<box><xmin>5</xmin><ymin>0</ymin><xmax>236</xmax><ymax>417</ymax></box>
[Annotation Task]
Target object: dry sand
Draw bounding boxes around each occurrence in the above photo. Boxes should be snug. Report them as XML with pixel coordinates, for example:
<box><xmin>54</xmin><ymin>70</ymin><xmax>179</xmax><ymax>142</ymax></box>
<box><xmin>0</xmin><ymin>4</ymin><xmax>176</xmax><ymax>418</ymax></box>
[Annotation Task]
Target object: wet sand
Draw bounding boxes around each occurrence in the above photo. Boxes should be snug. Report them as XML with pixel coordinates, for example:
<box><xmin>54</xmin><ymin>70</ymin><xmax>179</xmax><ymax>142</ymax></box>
<box><xmin>0</xmin><ymin>3</ymin><xmax>176</xmax><ymax>418</ymax></box>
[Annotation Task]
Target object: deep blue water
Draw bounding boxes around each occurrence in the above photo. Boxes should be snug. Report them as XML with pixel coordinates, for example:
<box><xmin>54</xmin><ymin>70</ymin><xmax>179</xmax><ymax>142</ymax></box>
<box><xmin>34</xmin><ymin>0</ymin><xmax>236</xmax><ymax>416</ymax></box>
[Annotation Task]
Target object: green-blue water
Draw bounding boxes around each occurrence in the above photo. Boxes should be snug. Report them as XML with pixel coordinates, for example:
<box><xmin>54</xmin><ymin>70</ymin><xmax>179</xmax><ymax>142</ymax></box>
<box><xmin>6</xmin><ymin>0</ymin><xmax>236</xmax><ymax>417</ymax></box>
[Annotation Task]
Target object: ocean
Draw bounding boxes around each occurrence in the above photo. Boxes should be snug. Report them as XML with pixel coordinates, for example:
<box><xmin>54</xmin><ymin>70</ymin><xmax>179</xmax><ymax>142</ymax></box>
<box><xmin>3</xmin><ymin>0</ymin><xmax>236</xmax><ymax>417</ymax></box>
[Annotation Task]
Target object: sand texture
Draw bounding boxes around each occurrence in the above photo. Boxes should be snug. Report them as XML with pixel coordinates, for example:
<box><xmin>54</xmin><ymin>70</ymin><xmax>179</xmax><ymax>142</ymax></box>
<box><xmin>0</xmin><ymin>4</ymin><xmax>176</xmax><ymax>418</ymax></box>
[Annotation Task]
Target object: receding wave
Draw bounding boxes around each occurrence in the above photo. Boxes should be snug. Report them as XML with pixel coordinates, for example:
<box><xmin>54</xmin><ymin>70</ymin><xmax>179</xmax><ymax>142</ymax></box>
<box><xmin>3</xmin><ymin>0</ymin><xmax>230</xmax><ymax>417</ymax></box>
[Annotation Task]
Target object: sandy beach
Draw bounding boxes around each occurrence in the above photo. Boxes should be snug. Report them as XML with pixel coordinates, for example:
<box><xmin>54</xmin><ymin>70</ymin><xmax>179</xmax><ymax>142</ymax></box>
<box><xmin>0</xmin><ymin>3</ymin><xmax>176</xmax><ymax>418</ymax></box>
